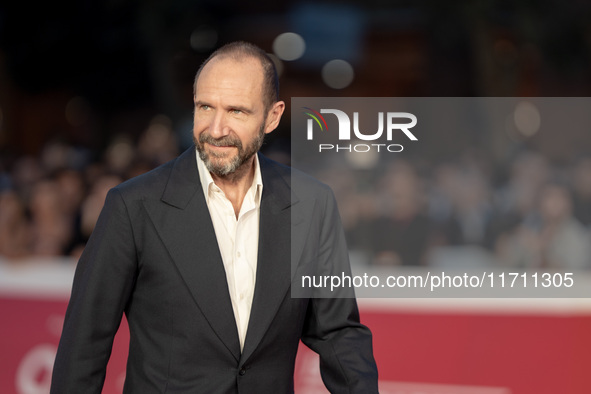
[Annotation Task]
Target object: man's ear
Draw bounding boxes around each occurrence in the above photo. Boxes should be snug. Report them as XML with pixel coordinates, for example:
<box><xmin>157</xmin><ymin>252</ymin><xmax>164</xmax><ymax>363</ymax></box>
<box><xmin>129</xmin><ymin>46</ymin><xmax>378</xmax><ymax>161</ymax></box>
<box><xmin>264</xmin><ymin>101</ymin><xmax>286</xmax><ymax>134</ymax></box>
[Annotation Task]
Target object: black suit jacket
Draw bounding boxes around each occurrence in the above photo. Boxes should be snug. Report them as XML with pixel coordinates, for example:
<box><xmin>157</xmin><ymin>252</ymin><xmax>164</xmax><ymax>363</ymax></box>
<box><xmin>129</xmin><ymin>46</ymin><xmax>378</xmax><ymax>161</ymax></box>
<box><xmin>51</xmin><ymin>147</ymin><xmax>378</xmax><ymax>393</ymax></box>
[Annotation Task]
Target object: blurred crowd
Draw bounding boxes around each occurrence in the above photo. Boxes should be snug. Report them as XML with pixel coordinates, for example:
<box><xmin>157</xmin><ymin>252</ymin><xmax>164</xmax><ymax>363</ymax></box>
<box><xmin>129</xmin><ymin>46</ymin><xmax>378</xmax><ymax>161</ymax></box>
<box><xmin>0</xmin><ymin>115</ymin><xmax>180</xmax><ymax>260</ymax></box>
<box><xmin>2</xmin><ymin>122</ymin><xmax>591</xmax><ymax>271</ymax></box>
<box><xmin>318</xmin><ymin>149</ymin><xmax>591</xmax><ymax>270</ymax></box>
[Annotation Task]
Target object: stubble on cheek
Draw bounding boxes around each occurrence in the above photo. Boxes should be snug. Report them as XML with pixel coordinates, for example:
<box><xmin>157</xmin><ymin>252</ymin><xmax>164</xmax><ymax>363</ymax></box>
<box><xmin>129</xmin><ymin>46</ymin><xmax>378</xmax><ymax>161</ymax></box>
<box><xmin>193</xmin><ymin>122</ymin><xmax>265</xmax><ymax>177</ymax></box>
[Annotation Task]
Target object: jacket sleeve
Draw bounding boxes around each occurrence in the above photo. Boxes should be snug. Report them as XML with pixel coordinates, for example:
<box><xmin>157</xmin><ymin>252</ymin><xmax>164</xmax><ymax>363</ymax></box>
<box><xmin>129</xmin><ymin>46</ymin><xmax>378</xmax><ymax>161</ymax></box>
<box><xmin>300</xmin><ymin>187</ymin><xmax>379</xmax><ymax>393</ymax></box>
<box><xmin>51</xmin><ymin>187</ymin><xmax>138</xmax><ymax>393</ymax></box>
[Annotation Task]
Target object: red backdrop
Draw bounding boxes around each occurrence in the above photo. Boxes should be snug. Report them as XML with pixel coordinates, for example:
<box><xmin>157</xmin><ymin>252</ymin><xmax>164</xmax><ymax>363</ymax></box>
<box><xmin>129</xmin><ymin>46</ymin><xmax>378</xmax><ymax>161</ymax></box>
<box><xmin>2</xmin><ymin>273</ymin><xmax>591</xmax><ymax>393</ymax></box>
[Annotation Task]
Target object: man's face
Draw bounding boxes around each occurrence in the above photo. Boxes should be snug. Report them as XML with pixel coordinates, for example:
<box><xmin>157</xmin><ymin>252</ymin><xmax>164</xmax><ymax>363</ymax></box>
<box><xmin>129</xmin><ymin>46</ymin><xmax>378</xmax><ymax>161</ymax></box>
<box><xmin>193</xmin><ymin>56</ymin><xmax>269</xmax><ymax>177</ymax></box>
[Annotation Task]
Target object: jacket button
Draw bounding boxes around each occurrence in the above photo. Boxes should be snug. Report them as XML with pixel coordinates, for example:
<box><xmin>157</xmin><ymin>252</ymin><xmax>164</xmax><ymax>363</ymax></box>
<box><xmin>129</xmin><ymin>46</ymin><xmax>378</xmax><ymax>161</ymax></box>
<box><xmin>239</xmin><ymin>368</ymin><xmax>246</xmax><ymax>376</ymax></box>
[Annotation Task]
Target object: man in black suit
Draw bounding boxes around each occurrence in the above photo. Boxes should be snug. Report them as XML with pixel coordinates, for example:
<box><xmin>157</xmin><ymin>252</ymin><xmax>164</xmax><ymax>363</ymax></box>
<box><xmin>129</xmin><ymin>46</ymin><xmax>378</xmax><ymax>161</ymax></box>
<box><xmin>51</xmin><ymin>41</ymin><xmax>378</xmax><ymax>393</ymax></box>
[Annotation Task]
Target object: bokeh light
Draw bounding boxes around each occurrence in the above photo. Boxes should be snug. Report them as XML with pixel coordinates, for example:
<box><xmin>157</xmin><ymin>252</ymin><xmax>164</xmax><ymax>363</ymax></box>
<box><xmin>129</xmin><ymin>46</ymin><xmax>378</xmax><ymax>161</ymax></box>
<box><xmin>321</xmin><ymin>59</ymin><xmax>354</xmax><ymax>89</ymax></box>
<box><xmin>514</xmin><ymin>101</ymin><xmax>541</xmax><ymax>137</ymax></box>
<box><xmin>272</xmin><ymin>32</ymin><xmax>306</xmax><ymax>61</ymax></box>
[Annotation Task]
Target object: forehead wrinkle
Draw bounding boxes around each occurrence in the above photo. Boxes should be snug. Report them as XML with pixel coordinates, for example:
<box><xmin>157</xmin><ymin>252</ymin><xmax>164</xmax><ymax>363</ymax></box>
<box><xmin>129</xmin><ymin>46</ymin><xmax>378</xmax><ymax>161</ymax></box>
<box><xmin>196</xmin><ymin>89</ymin><xmax>257</xmax><ymax>115</ymax></box>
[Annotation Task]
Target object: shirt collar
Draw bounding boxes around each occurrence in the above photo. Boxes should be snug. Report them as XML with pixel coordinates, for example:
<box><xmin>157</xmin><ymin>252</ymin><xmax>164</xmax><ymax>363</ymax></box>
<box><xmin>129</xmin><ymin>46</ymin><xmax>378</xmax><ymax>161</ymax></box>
<box><xmin>195</xmin><ymin>149</ymin><xmax>263</xmax><ymax>206</ymax></box>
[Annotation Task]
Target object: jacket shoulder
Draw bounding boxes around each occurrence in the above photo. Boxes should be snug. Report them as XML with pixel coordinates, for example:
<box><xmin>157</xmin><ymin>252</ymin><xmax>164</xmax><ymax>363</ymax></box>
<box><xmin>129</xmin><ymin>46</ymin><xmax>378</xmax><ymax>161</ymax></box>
<box><xmin>112</xmin><ymin>154</ymin><xmax>178</xmax><ymax>200</ymax></box>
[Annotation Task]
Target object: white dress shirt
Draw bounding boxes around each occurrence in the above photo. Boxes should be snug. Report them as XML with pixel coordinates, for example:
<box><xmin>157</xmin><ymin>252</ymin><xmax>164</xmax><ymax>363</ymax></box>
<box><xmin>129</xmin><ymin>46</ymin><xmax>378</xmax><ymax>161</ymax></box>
<box><xmin>196</xmin><ymin>151</ymin><xmax>262</xmax><ymax>351</ymax></box>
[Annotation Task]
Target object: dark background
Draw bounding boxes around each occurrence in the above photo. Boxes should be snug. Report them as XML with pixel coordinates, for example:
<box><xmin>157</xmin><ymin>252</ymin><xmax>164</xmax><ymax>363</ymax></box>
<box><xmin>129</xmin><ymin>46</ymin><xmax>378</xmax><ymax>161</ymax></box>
<box><xmin>1</xmin><ymin>0</ymin><xmax>590</xmax><ymax>158</ymax></box>
<box><xmin>1</xmin><ymin>0</ymin><xmax>591</xmax><ymax>263</ymax></box>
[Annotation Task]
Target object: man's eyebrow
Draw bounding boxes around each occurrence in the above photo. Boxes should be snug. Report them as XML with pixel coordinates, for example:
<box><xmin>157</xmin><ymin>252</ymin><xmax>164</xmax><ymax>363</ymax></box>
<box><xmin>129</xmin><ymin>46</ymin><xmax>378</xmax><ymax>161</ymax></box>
<box><xmin>194</xmin><ymin>100</ymin><xmax>211</xmax><ymax>107</ymax></box>
<box><xmin>226</xmin><ymin>104</ymin><xmax>252</xmax><ymax>113</ymax></box>
<box><xmin>194</xmin><ymin>101</ymin><xmax>252</xmax><ymax>113</ymax></box>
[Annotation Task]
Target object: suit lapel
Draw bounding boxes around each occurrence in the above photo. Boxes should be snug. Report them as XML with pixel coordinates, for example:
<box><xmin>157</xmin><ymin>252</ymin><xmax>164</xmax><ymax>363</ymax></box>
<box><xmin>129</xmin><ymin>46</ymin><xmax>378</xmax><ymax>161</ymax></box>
<box><xmin>240</xmin><ymin>155</ymin><xmax>297</xmax><ymax>363</ymax></box>
<box><xmin>142</xmin><ymin>147</ymin><xmax>241</xmax><ymax>362</ymax></box>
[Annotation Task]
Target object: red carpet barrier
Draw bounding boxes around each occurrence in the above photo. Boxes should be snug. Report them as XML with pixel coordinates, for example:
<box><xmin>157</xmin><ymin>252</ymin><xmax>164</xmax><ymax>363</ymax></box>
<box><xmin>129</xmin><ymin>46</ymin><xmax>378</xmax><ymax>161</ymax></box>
<box><xmin>2</xmin><ymin>261</ymin><xmax>591</xmax><ymax>393</ymax></box>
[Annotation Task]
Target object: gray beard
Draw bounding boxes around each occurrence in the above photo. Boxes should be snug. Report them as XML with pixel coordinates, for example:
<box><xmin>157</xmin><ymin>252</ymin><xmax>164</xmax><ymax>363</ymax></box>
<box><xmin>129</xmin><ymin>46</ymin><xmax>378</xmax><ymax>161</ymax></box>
<box><xmin>195</xmin><ymin>123</ymin><xmax>265</xmax><ymax>177</ymax></box>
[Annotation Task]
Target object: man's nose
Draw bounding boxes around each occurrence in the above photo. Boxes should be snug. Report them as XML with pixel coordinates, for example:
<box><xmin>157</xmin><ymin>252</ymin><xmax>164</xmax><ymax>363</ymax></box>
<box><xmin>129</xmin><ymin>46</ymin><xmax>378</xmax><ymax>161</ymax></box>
<box><xmin>208</xmin><ymin>111</ymin><xmax>230</xmax><ymax>138</ymax></box>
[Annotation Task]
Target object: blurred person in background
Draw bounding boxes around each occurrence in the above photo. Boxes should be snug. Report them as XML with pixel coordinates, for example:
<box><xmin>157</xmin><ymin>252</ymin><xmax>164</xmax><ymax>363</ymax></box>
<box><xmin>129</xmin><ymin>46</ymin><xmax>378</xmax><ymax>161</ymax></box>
<box><xmin>54</xmin><ymin>168</ymin><xmax>87</xmax><ymax>256</ymax></box>
<box><xmin>536</xmin><ymin>182</ymin><xmax>591</xmax><ymax>269</ymax></box>
<box><xmin>0</xmin><ymin>190</ymin><xmax>30</xmax><ymax>259</ymax></box>
<box><xmin>9</xmin><ymin>156</ymin><xmax>45</xmax><ymax>204</ymax></box>
<box><xmin>136</xmin><ymin>114</ymin><xmax>180</xmax><ymax>168</ymax></box>
<box><xmin>28</xmin><ymin>178</ymin><xmax>72</xmax><ymax>256</ymax></box>
<box><xmin>496</xmin><ymin>181</ymin><xmax>591</xmax><ymax>270</ymax></box>
<box><xmin>570</xmin><ymin>155</ymin><xmax>591</xmax><ymax>228</ymax></box>
<box><xmin>427</xmin><ymin>157</ymin><xmax>494</xmax><ymax>250</ymax></box>
<box><xmin>494</xmin><ymin>151</ymin><xmax>550</xmax><ymax>227</ymax></box>
<box><xmin>75</xmin><ymin>173</ymin><xmax>123</xmax><ymax>258</ymax></box>
<box><xmin>369</xmin><ymin>160</ymin><xmax>434</xmax><ymax>266</ymax></box>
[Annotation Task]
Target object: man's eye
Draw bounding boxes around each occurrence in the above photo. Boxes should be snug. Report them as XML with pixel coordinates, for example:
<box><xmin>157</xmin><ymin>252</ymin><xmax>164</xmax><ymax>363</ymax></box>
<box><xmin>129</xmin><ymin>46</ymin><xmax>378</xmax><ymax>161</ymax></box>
<box><xmin>231</xmin><ymin>109</ymin><xmax>242</xmax><ymax>115</ymax></box>
<box><xmin>199</xmin><ymin>105</ymin><xmax>210</xmax><ymax>111</ymax></box>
